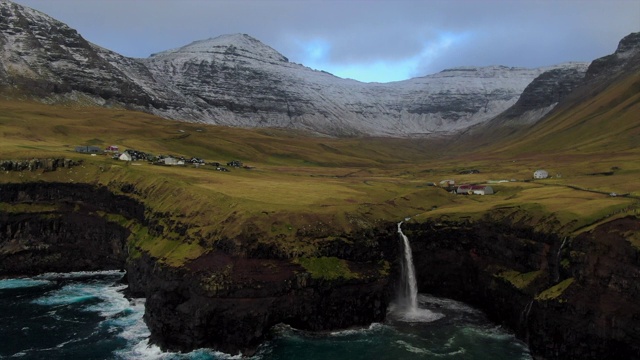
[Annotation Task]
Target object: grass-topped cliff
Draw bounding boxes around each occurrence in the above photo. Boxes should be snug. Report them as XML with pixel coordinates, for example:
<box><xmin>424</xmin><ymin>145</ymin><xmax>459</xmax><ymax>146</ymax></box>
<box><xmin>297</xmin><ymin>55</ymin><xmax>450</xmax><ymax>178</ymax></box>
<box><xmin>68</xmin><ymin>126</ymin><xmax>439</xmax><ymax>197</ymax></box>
<box><xmin>1</xmin><ymin>97</ymin><xmax>638</xmax><ymax>268</ymax></box>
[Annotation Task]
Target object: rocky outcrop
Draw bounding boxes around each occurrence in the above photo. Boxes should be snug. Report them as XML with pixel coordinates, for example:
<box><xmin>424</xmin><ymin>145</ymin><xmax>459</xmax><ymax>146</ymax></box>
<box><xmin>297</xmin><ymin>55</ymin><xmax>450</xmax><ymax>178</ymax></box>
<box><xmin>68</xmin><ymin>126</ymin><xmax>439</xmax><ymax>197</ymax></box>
<box><xmin>0</xmin><ymin>158</ymin><xmax>81</xmax><ymax>172</ymax></box>
<box><xmin>404</xmin><ymin>216</ymin><xmax>640</xmax><ymax>360</ymax></box>
<box><xmin>126</xmin><ymin>225</ymin><xmax>399</xmax><ymax>355</ymax></box>
<box><xmin>487</xmin><ymin>64</ymin><xmax>589</xmax><ymax>127</ymax></box>
<box><xmin>586</xmin><ymin>32</ymin><xmax>640</xmax><ymax>80</ymax></box>
<box><xmin>0</xmin><ymin>181</ymin><xmax>399</xmax><ymax>355</ymax></box>
<box><xmin>0</xmin><ymin>182</ymin><xmax>144</xmax><ymax>276</ymax></box>
<box><xmin>0</xmin><ymin>0</ymin><xmax>186</xmax><ymax>109</ymax></box>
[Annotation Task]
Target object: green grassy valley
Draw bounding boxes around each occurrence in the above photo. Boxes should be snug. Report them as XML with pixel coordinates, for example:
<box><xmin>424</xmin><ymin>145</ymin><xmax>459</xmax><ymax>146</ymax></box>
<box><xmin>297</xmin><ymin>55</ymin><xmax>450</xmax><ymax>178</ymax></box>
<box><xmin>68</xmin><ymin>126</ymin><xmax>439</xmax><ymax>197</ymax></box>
<box><xmin>1</xmin><ymin>90</ymin><xmax>638</xmax><ymax>266</ymax></box>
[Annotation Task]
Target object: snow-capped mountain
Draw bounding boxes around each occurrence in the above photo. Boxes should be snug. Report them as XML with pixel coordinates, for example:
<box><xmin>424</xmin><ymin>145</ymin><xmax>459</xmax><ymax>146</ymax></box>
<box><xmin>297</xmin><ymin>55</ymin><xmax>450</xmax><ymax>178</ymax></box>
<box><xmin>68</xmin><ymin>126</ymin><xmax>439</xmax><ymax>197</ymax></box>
<box><xmin>0</xmin><ymin>0</ymin><xmax>587</xmax><ymax>137</ymax></box>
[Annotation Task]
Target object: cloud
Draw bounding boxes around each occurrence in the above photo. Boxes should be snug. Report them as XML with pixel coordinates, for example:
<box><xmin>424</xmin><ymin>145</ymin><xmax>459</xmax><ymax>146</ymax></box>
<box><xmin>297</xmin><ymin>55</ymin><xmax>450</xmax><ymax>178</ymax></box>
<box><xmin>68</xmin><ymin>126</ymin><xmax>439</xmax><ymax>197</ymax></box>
<box><xmin>12</xmin><ymin>0</ymin><xmax>640</xmax><ymax>82</ymax></box>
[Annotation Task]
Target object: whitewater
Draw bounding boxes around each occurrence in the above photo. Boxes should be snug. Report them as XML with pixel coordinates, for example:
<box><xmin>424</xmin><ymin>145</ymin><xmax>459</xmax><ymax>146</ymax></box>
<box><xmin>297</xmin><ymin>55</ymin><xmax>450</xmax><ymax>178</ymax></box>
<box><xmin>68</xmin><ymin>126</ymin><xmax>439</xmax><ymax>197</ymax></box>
<box><xmin>0</xmin><ymin>248</ymin><xmax>532</xmax><ymax>359</ymax></box>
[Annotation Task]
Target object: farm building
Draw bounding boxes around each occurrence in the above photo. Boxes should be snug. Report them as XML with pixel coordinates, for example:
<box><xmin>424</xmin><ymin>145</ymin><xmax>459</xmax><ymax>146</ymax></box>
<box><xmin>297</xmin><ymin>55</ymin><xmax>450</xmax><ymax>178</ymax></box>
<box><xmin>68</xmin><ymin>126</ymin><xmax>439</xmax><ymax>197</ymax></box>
<box><xmin>456</xmin><ymin>185</ymin><xmax>494</xmax><ymax>195</ymax></box>
<box><xmin>75</xmin><ymin>146</ymin><xmax>102</xmax><ymax>154</ymax></box>
<box><xmin>533</xmin><ymin>169</ymin><xmax>549</xmax><ymax>179</ymax></box>
<box><xmin>105</xmin><ymin>145</ymin><xmax>119</xmax><ymax>152</ymax></box>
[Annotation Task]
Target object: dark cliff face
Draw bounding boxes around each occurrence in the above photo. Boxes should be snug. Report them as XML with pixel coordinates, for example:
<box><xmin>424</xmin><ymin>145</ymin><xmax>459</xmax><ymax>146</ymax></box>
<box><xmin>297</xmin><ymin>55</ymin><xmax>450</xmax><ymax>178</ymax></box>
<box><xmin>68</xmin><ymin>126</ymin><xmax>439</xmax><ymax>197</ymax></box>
<box><xmin>586</xmin><ymin>32</ymin><xmax>640</xmax><ymax>80</ymax></box>
<box><xmin>494</xmin><ymin>65</ymin><xmax>588</xmax><ymax>125</ymax></box>
<box><xmin>2</xmin><ymin>181</ymin><xmax>638</xmax><ymax>359</ymax></box>
<box><xmin>0</xmin><ymin>182</ymin><xmax>144</xmax><ymax>276</ymax></box>
<box><xmin>126</xmin><ymin>225</ymin><xmax>400</xmax><ymax>355</ymax></box>
<box><xmin>0</xmin><ymin>1</ymin><xmax>179</xmax><ymax>109</ymax></box>
<box><xmin>0</xmin><ymin>181</ymin><xmax>399</xmax><ymax>356</ymax></box>
<box><xmin>404</xmin><ymin>217</ymin><xmax>640</xmax><ymax>360</ymax></box>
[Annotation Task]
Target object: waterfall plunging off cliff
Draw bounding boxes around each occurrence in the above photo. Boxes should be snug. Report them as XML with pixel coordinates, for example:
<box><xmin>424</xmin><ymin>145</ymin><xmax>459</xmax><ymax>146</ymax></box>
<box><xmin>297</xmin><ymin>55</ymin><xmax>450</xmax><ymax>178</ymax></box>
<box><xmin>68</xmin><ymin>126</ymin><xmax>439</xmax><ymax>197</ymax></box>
<box><xmin>397</xmin><ymin>221</ymin><xmax>418</xmax><ymax>312</ymax></box>
<box><xmin>390</xmin><ymin>221</ymin><xmax>445</xmax><ymax>323</ymax></box>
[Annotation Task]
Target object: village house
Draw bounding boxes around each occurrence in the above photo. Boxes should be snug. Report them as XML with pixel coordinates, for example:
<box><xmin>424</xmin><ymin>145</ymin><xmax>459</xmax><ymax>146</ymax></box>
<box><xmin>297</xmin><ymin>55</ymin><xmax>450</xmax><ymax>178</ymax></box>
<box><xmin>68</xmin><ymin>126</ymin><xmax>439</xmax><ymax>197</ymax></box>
<box><xmin>161</xmin><ymin>157</ymin><xmax>185</xmax><ymax>166</ymax></box>
<box><xmin>456</xmin><ymin>185</ymin><xmax>494</xmax><ymax>195</ymax></box>
<box><xmin>533</xmin><ymin>169</ymin><xmax>549</xmax><ymax>179</ymax></box>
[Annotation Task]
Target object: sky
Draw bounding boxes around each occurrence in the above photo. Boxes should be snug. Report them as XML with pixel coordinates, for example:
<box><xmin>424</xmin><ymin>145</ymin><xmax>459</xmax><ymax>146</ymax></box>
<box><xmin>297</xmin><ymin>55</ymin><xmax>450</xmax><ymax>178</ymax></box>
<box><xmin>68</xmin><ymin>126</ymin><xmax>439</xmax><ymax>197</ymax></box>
<box><xmin>12</xmin><ymin>0</ymin><xmax>640</xmax><ymax>83</ymax></box>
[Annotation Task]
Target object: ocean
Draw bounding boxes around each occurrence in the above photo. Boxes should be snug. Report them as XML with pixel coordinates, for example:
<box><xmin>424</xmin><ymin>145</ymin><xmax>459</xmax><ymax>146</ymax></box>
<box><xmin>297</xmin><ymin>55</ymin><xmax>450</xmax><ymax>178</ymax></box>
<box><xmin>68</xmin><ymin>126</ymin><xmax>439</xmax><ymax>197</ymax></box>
<box><xmin>0</xmin><ymin>271</ymin><xmax>531</xmax><ymax>360</ymax></box>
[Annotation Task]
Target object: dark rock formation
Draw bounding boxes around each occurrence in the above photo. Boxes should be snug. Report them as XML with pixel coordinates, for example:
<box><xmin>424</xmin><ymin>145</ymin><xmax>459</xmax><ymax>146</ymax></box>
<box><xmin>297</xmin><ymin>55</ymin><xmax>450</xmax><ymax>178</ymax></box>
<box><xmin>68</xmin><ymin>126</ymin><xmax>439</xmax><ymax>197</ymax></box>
<box><xmin>126</xmin><ymin>225</ymin><xmax>399</xmax><ymax>355</ymax></box>
<box><xmin>0</xmin><ymin>182</ymin><xmax>144</xmax><ymax>276</ymax></box>
<box><xmin>0</xmin><ymin>158</ymin><xmax>81</xmax><ymax>172</ymax></box>
<box><xmin>490</xmin><ymin>64</ymin><xmax>589</xmax><ymax>126</ymax></box>
<box><xmin>404</xmin><ymin>217</ymin><xmax>640</xmax><ymax>360</ymax></box>
<box><xmin>2</xmin><ymin>181</ymin><xmax>638</xmax><ymax>359</ymax></box>
<box><xmin>0</xmin><ymin>181</ymin><xmax>399</xmax><ymax>356</ymax></box>
<box><xmin>586</xmin><ymin>32</ymin><xmax>640</xmax><ymax>80</ymax></box>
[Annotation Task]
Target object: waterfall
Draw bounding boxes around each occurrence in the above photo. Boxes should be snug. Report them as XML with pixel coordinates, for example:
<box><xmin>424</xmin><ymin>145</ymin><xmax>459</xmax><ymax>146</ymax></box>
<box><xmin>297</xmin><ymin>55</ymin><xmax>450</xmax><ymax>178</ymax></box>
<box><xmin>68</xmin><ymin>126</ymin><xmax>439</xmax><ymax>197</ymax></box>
<box><xmin>520</xmin><ymin>300</ymin><xmax>534</xmax><ymax>343</ymax></box>
<box><xmin>397</xmin><ymin>221</ymin><xmax>418</xmax><ymax>312</ymax></box>
<box><xmin>554</xmin><ymin>236</ymin><xmax>568</xmax><ymax>282</ymax></box>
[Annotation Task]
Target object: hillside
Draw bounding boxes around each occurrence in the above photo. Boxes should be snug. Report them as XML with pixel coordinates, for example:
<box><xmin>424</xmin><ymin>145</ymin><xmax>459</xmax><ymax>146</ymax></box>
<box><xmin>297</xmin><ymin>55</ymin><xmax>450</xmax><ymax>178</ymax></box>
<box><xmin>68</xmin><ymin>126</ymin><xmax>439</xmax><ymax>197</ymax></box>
<box><xmin>451</xmin><ymin>32</ymin><xmax>640</xmax><ymax>156</ymax></box>
<box><xmin>1</xmin><ymin>98</ymin><xmax>637</xmax><ymax>239</ymax></box>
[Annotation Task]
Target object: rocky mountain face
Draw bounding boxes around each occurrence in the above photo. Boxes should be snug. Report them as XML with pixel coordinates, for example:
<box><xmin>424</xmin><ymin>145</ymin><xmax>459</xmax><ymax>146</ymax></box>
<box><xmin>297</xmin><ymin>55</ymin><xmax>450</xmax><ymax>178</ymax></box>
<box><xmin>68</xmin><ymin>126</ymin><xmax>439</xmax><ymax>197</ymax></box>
<box><xmin>0</xmin><ymin>0</ymin><xmax>584</xmax><ymax>137</ymax></box>
<box><xmin>0</xmin><ymin>1</ymin><xmax>169</xmax><ymax>107</ymax></box>
<box><xmin>463</xmin><ymin>31</ymin><xmax>639</xmax><ymax>136</ymax></box>
<box><xmin>586</xmin><ymin>32</ymin><xmax>640</xmax><ymax>80</ymax></box>
<box><xmin>486</xmin><ymin>64</ymin><xmax>589</xmax><ymax>127</ymax></box>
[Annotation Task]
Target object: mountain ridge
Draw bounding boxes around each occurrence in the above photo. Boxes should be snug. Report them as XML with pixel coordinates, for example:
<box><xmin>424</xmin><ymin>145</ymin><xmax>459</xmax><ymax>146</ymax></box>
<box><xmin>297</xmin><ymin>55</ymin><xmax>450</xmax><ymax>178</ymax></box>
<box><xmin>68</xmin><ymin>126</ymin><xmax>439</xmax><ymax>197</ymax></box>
<box><xmin>0</xmin><ymin>0</ymin><xmax>614</xmax><ymax>138</ymax></box>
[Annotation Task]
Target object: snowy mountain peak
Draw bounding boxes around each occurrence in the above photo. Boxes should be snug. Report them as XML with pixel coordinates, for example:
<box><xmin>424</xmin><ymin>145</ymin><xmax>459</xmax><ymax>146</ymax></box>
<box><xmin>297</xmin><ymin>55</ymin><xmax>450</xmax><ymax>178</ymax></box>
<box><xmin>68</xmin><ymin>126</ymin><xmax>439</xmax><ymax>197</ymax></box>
<box><xmin>0</xmin><ymin>1</ymin><xmax>626</xmax><ymax>137</ymax></box>
<box><xmin>150</xmin><ymin>33</ymin><xmax>288</xmax><ymax>63</ymax></box>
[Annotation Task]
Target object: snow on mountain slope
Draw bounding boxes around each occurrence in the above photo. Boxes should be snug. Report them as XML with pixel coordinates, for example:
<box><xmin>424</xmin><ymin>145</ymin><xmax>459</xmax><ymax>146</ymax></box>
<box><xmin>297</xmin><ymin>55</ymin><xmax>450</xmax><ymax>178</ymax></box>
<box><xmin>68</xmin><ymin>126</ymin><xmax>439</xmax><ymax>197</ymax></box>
<box><xmin>144</xmin><ymin>33</ymin><xmax>573</xmax><ymax>136</ymax></box>
<box><xmin>0</xmin><ymin>1</ymin><xmax>588</xmax><ymax>137</ymax></box>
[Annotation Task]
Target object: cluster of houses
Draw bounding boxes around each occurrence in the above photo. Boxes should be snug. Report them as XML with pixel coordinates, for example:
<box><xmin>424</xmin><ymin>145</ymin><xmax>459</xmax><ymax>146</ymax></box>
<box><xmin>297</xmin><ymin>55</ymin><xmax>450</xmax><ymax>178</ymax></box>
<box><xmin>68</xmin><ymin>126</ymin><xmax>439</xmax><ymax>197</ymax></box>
<box><xmin>436</xmin><ymin>169</ymin><xmax>551</xmax><ymax>196</ymax></box>
<box><xmin>75</xmin><ymin>144</ymin><xmax>246</xmax><ymax>172</ymax></box>
<box><xmin>437</xmin><ymin>180</ymin><xmax>494</xmax><ymax>195</ymax></box>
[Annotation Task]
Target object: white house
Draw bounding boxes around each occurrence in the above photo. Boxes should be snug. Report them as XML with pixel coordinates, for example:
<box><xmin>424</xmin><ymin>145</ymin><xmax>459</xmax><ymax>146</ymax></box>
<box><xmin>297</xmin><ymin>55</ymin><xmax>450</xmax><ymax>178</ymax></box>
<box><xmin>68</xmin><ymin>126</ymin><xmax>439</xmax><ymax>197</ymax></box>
<box><xmin>119</xmin><ymin>153</ymin><xmax>132</xmax><ymax>161</ymax></box>
<box><xmin>163</xmin><ymin>157</ymin><xmax>185</xmax><ymax>166</ymax></box>
<box><xmin>533</xmin><ymin>169</ymin><xmax>549</xmax><ymax>179</ymax></box>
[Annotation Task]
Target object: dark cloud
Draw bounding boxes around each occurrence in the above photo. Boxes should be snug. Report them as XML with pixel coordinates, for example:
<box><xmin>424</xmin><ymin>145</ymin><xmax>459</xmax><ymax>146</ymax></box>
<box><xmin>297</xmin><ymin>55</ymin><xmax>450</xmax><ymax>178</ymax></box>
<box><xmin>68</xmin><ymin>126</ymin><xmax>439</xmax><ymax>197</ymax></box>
<box><xmin>12</xmin><ymin>0</ymin><xmax>640</xmax><ymax>82</ymax></box>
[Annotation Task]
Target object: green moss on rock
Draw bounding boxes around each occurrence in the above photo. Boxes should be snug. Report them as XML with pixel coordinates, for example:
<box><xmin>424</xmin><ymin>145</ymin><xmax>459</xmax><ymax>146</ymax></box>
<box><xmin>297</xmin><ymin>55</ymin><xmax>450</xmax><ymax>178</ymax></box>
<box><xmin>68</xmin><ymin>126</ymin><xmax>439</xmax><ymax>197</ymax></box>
<box><xmin>294</xmin><ymin>256</ymin><xmax>359</xmax><ymax>280</ymax></box>
<box><xmin>495</xmin><ymin>269</ymin><xmax>542</xmax><ymax>290</ymax></box>
<box><xmin>536</xmin><ymin>278</ymin><xmax>574</xmax><ymax>301</ymax></box>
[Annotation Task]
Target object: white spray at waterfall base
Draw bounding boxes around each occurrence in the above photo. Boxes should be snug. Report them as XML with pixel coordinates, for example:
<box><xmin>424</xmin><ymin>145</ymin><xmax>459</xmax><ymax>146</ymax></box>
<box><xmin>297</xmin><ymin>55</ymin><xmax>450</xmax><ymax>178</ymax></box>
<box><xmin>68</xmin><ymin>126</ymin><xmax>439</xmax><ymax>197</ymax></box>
<box><xmin>390</xmin><ymin>221</ymin><xmax>445</xmax><ymax>323</ymax></box>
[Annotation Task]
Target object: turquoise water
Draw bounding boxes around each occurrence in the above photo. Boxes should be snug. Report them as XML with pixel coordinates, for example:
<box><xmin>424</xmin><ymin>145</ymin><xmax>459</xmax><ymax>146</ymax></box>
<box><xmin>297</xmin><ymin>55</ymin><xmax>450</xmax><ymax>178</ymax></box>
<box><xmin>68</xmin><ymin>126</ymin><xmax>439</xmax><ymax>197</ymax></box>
<box><xmin>0</xmin><ymin>272</ymin><xmax>531</xmax><ymax>359</ymax></box>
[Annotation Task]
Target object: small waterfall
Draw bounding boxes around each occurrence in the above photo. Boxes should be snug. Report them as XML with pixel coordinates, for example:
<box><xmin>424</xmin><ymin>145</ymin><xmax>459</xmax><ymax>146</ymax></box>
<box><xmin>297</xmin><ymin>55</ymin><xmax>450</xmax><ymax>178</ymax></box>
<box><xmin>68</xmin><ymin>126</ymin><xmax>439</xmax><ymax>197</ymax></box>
<box><xmin>397</xmin><ymin>221</ymin><xmax>418</xmax><ymax>312</ymax></box>
<box><xmin>520</xmin><ymin>300</ymin><xmax>534</xmax><ymax>343</ymax></box>
<box><xmin>554</xmin><ymin>236</ymin><xmax>568</xmax><ymax>282</ymax></box>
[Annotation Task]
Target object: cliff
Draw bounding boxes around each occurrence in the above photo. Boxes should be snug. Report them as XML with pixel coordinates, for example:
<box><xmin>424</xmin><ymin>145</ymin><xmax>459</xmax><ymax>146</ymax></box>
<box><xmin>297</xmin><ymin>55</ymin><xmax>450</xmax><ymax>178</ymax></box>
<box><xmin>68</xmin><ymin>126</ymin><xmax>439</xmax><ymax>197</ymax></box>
<box><xmin>404</xmin><ymin>216</ymin><xmax>640</xmax><ymax>360</ymax></box>
<box><xmin>0</xmin><ymin>182</ymin><xmax>143</xmax><ymax>275</ymax></box>
<box><xmin>1</xmin><ymin>180</ymin><xmax>638</xmax><ymax>358</ymax></box>
<box><xmin>0</xmin><ymin>181</ymin><xmax>399</xmax><ymax>355</ymax></box>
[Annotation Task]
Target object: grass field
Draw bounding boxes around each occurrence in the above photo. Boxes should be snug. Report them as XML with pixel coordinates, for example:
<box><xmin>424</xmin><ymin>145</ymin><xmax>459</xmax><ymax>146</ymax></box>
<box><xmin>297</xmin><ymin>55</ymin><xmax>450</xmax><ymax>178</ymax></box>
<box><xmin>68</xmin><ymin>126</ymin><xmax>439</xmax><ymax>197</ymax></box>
<box><xmin>1</xmin><ymin>98</ymin><xmax>638</xmax><ymax>263</ymax></box>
